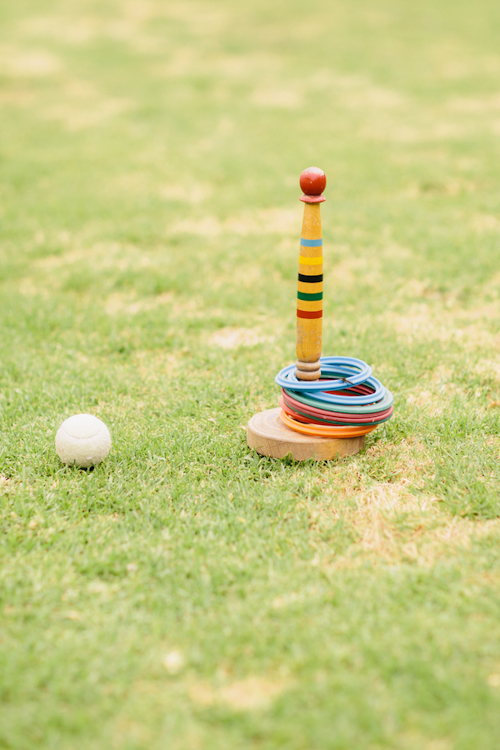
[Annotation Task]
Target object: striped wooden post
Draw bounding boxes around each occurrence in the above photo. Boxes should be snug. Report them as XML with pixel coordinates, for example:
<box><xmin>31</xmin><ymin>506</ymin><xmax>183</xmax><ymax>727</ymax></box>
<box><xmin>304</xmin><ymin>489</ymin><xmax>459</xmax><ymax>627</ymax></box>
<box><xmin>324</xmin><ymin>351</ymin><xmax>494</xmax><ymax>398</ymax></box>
<box><xmin>296</xmin><ymin>167</ymin><xmax>326</xmax><ymax>381</ymax></box>
<box><xmin>247</xmin><ymin>165</ymin><xmax>366</xmax><ymax>460</ymax></box>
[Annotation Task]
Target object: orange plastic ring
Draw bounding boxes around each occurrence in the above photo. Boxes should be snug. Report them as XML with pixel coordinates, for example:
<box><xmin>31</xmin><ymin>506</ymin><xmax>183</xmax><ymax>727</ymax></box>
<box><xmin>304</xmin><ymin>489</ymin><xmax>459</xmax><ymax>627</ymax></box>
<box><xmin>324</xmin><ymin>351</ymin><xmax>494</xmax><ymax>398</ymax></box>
<box><xmin>280</xmin><ymin>410</ymin><xmax>377</xmax><ymax>438</ymax></box>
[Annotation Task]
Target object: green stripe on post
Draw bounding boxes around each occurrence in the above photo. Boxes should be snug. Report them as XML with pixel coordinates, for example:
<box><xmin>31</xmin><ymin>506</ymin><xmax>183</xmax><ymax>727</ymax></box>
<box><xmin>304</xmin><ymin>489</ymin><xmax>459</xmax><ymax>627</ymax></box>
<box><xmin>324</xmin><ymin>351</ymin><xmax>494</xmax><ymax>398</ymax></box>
<box><xmin>297</xmin><ymin>291</ymin><xmax>323</xmax><ymax>301</ymax></box>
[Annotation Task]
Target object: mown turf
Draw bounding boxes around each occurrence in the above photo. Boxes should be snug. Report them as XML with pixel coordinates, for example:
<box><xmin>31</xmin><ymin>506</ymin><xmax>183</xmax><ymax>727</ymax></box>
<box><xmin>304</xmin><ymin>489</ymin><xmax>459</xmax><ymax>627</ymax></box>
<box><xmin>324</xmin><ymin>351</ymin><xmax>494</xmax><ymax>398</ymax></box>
<box><xmin>2</xmin><ymin>0</ymin><xmax>500</xmax><ymax>748</ymax></box>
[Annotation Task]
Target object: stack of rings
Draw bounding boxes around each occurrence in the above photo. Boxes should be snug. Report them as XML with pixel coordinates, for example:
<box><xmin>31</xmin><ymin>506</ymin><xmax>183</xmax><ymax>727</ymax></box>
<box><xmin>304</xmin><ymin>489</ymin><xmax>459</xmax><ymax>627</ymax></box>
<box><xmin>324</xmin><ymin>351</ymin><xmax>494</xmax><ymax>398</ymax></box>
<box><xmin>275</xmin><ymin>356</ymin><xmax>394</xmax><ymax>438</ymax></box>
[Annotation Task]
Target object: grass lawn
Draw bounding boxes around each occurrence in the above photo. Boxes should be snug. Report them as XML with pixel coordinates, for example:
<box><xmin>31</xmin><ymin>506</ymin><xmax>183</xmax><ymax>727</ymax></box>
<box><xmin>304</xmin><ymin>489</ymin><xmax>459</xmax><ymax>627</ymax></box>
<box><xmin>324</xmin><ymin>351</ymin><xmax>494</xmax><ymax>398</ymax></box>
<box><xmin>2</xmin><ymin>0</ymin><xmax>500</xmax><ymax>747</ymax></box>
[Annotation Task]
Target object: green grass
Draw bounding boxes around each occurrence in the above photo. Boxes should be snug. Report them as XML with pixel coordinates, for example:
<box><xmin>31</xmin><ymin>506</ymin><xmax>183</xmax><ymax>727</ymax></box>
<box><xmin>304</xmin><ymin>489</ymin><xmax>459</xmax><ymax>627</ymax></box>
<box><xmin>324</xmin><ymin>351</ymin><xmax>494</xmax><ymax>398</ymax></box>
<box><xmin>2</xmin><ymin>0</ymin><xmax>500</xmax><ymax>747</ymax></box>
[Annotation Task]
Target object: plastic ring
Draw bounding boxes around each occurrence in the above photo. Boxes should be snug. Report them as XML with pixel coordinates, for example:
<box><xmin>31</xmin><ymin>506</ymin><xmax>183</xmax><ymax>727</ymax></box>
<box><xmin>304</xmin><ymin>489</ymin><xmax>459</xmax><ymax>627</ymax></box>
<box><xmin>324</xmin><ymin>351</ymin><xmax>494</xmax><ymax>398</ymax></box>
<box><xmin>280</xmin><ymin>410</ymin><xmax>378</xmax><ymax>438</ymax></box>
<box><xmin>275</xmin><ymin>355</ymin><xmax>394</xmax><ymax>438</ymax></box>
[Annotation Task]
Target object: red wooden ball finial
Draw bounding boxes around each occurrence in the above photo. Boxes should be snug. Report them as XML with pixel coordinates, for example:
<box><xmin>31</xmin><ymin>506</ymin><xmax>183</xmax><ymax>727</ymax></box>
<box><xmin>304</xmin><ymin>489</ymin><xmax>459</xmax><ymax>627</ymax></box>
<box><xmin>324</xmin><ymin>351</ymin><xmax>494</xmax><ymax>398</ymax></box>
<box><xmin>300</xmin><ymin>167</ymin><xmax>327</xmax><ymax>196</ymax></box>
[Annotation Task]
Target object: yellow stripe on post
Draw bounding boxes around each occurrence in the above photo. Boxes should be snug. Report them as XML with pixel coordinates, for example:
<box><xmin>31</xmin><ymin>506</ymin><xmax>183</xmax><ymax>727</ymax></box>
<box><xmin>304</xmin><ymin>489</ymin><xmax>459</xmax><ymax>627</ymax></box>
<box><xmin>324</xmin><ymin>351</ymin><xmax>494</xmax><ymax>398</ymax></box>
<box><xmin>298</xmin><ymin>255</ymin><xmax>323</xmax><ymax>266</ymax></box>
<box><xmin>297</xmin><ymin>299</ymin><xmax>323</xmax><ymax>312</ymax></box>
<box><xmin>297</xmin><ymin>280</ymin><xmax>323</xmax><ymax>294</ymax></box>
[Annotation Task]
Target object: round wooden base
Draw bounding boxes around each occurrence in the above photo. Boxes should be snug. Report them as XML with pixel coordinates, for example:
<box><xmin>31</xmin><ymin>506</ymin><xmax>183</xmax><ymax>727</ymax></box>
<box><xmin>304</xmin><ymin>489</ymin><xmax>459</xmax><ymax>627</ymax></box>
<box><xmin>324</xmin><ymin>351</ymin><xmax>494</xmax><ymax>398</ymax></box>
<box><xmin>247</xmin><ymin>408</ymin><xmax>365</xmax><ymax>461</ymax></box>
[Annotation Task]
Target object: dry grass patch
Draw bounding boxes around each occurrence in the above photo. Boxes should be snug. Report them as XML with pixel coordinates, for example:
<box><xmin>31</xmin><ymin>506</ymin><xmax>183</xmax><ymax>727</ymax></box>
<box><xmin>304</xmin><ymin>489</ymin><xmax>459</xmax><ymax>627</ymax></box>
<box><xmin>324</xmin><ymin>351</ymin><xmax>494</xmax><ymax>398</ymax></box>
<box><xmin>343</xmin><ymin>483</ymin><xmax>440</xmax><ymax>565</ymax></box>
<box><xmin>104</xmin><ymin>292</ymin><xmax>174</xmax><ymax>316</ymax></box>
<box><xmin>474</xmin><ymin>356</ymin><xmax>500</xmax><ymax>384</ymax></box>
<box><xmin>472</xmin><ymin>214</ymin><xmax>500</xmax><ymax>233</ymax></box>
<box><xmin>0</xmin><ymin>45</ymin><xmax>61</xmax><ymax>76</ymax></box>
<box><xmin>447</xmin><ymin>94</ymin><xmax>500</xmax><ymax>114</ymax></box>
<box><xmin>0</xmin><ymin>90</ymin><xmax>34</xmax><ymax>107</ymax></box>
<box><xmin>188</xmin><ymin>675</ymin><xmax>291</xmax><ymax>712</ymax></box>
<box><xmin>299</xmin><ymin>438</ymin><xmax>500</xmax><ymax>567</ymax></box>
<box><xmin>296</xmin><ymin>68</ymin><xmax>407</xmax><ymax>107</ymax></box>
<box><xmin>35</xmin><ymin>241</ymin><xmax>154</xmax><ymax>272</ymax></box>
<box><xmin>209</xmin><ymin>327</ymin><xmax>273</xmax><ymax>350</ymax></box>
<box><xmin>325</xmin><ymin>497</ymin><xmax>499</xmax><ymax>570</ymax></box>
<box><xmin>250</xmin><ymin>86</ymin><xmax>303</xmax><ymax>109</ymax></box>
<box><xmin>0</xmin><ymin>475</ymin><xmax>12</xmax><ymax>487</ymax></box>
<box><xmin>330</xmin><ymin>255</ymin><xmax>382</xmax><ymax>287</ymax></box>
<box><xmin>383</xmin><ymin>302</ymin><xmax>500</xmax><ymax>352</ymax></box>
<box><xmin>335</xmin><ymin>493</ymin><xmax>499</xmax><ymax>569</ymax></box>
<box><xmin>42</xmin><ymin>85</ymin><xmax>132</xmax><ymax>131</ymax></box>
<box><xmin>170</xmin><ymin>207</ymin><xmax>301</xmax><ymax>238</ymax></box>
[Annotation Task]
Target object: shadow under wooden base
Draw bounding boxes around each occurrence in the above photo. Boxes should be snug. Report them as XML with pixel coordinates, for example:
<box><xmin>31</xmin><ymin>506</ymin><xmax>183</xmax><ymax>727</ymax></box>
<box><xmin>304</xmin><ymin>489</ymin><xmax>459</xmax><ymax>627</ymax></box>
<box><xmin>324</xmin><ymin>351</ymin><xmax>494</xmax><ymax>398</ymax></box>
<box><xmin>247</xmin><ymin>407</ymin><xmax>365</xmax><ymax>461</ymax></box>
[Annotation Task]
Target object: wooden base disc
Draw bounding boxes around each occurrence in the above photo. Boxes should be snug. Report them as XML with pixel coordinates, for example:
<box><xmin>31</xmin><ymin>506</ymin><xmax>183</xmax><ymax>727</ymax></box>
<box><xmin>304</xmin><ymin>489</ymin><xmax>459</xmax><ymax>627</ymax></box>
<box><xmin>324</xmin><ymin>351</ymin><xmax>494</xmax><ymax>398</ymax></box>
<box><xmin>247</xmin><ymin>408</ymin><xmax>365</xmax><ymax>461</ymax></box>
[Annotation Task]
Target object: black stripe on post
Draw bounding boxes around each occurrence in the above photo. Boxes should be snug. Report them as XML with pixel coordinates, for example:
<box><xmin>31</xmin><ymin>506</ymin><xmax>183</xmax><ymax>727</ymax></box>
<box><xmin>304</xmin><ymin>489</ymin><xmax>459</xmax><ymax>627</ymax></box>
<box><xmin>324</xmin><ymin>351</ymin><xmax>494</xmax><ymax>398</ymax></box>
<box><xmin>298</xmin><ymin>273</ymin><xmax>323</xmax><ymax>283</ymax></box>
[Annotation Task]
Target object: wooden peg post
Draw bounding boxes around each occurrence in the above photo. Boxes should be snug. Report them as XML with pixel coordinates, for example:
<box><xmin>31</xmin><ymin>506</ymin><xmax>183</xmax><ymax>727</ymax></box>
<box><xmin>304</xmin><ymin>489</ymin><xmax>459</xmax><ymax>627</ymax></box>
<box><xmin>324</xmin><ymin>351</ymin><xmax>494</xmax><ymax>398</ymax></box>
<box><xmin>296</xmin><ymin>167</ymin><xmax>326</xmax><ymax>381</ymax></box>
<box><xmin>246</xmin><ymin>166</ymin><xmax>366</xmax><ymax>460</ymax></box>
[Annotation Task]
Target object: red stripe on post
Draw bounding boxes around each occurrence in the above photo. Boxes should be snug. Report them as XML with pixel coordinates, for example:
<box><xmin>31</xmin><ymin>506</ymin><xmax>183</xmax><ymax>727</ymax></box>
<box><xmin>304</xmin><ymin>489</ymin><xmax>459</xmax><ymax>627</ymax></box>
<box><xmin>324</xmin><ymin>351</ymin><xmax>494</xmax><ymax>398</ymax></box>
<box><xmin>297</xmin><ymin>309</ymin><xmax>323</xmax><ymax>319</ymax></box>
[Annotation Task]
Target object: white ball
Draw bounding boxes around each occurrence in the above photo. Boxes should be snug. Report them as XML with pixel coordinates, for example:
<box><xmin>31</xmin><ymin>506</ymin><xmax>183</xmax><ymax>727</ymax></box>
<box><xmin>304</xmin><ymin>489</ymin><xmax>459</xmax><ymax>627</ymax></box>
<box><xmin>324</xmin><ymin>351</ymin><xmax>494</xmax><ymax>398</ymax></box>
<box><xmin>55</xmin><ymin>414</ymin><xmax>111</xmax><ymax>468</ymax></box>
